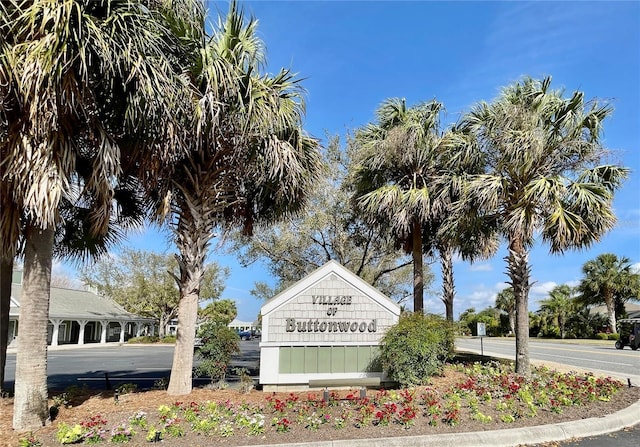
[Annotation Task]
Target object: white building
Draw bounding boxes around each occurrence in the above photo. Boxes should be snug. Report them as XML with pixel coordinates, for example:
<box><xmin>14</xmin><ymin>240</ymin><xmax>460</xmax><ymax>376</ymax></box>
<box><xmin>9</xmin><ymin>270</ymin><xmax>155</xmax><ymax>347</ymax></box>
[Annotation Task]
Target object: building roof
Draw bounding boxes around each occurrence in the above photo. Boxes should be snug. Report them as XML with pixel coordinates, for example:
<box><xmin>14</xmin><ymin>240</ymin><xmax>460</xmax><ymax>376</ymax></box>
<box><xmin>261</xmin><ymin>260</ymin><xmax>401</xmax><ymax>316</ymax></box>
<box><xmin>228</xmin><ymin>318</ymin><xmax>255</xmax><ymax>327</ymax></box>
<box><xmin>10</xmin><ymin>283</ymin><xmax>151</xmax><ymax>322</ymax></box>
<box><xmin>591</xmin><ymin>302</ymin><xmax>640</xmax><ymax>316</ymax></box>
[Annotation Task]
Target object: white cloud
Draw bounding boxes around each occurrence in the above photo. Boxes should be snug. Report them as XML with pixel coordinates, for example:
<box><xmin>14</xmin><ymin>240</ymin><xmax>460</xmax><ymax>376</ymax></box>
<box><xmin>456</xmin><ymin>280</ymin><xmax>557</xmax><ymax>318</ymax></box>
<box><xmin>457</xmin><ymin>282</ymin><xmax>509</xmax><ymax>315</ymax></box>
<box><xmin>468</xmin><ymin>263</ymin><xmax>493</xmax><ymax>272</ymax></box>
<box><xmin>631</xmin><ymin>263</ymin><xmax>640</xmax><ymax>274</ymax></box>
<box><xmin>531</xmin><ymin>281</ymin><xmax>558</xmax><ymax>305</ymax></box>
<box><xmin>565</xmin><ymin>280</ymin><xmax>581</xmax><ymax>288</ymax></box>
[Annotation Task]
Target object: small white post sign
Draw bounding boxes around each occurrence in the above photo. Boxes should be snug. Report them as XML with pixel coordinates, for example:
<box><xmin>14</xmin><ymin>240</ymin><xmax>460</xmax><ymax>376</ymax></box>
<box><xmin>476</xmin><ymin>322</ymin><xmax>486</xmax><ymax>358</ymax></box>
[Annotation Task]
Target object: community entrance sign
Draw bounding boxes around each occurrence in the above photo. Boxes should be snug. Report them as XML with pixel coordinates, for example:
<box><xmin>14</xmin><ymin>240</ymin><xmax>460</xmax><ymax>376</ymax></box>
<box><xmin>259</xmin><ymin>261</ymin><xmax>401</xmax><ymax>391</ymax></box>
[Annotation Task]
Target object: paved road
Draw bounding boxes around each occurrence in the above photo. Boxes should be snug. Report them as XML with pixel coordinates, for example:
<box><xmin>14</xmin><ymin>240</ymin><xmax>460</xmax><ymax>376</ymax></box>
<box><xmin>4</xmin><ymin>340</ymin><xmax>261</xmax><ymax>391</ymax></box>
<box><xmin>529</xmin><ymin>424</ymin><xmax>640</xmax><ymax>447</ymax></box>
<box><xmin>456</xmin><ymin>337</ymin><xmax>640</xmax><ymax>385</ymax></box>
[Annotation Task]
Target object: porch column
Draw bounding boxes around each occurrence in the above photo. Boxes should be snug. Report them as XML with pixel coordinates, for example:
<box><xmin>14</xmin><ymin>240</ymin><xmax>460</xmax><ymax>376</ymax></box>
<box><xmin>119</xmin><ymin>321</ymin><xmax>126</xmax><ymax>343</ymax></box>
<box><xmin>50</xmin><ymin>319</ymin><xmax>64</xmax><ymax>347</ymax></box>
<box><xmin>100</xmin><ymin>321</ymin><xmax>108</xmax><ymax>344</ymax></box>
<box><xmin>135</xmin><ymin>322</ymin><xmax>142</xmax><ymax>337</ymax></box>
<box><xmin>77</xmin><ymin>320</ymin><xmax>89</xmax><ymax>345</ymax></box>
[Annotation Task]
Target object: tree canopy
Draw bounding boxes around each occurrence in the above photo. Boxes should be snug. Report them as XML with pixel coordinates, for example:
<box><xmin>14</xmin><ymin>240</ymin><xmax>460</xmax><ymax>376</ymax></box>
<box><xmin>458</xmin><ymin>76</ymin><xmax>629</xmax><ymax>375</ymax></box>
<box><xmin>230</xmin><ymin>136</ymin><xmax>421</xmax><ymax>304</ymax></box>
<box><xmin>80</xmin><ymin>248</ymin><xmax>228</xmax><ymax>337</ymax></box>
<box><xmin>577</xmin><ymin>253</ymin><xmax>640</xmax><ymax>333</ymax></box>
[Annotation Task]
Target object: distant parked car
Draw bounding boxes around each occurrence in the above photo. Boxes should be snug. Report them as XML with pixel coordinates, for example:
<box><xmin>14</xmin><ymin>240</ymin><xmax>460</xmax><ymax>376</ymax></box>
<box><xmin>615</xmin><ymin>318</ymin><xmax>640</xmax><ymax>350</ymax></box>
<box><xmin>238</xmin><ymin>330</ymin><xmax>252</xmax><ymax>341</ymax></box>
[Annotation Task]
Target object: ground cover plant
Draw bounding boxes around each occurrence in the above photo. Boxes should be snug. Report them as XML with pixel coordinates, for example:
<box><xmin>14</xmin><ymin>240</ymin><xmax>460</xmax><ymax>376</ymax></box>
<box><xmin>4</xmin><ymin>356</ymin><xmax>638</xmax><ymax>447</ymax></box>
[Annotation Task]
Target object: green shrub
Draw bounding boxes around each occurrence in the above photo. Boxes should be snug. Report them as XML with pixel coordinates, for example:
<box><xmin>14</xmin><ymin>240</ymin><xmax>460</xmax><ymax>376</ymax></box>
<box><xmin>127</xmin><ymin>336</ymin><xmax>159</xmax><ymax>344</ymax></box>
<box><xmin>595</xmin><ymin>333</ymin><xmax>609</xmax><ymax>340</ymax></box>
<box><xmin>608</xmin><ymin>333</ymin><xmax>620</xmax><ymax>341</ymax></box>
<box><xmin>161</xmin><ymin>335</ymin><xmax>176</xmax><ymax>343</ymax></box>
<box><xmin>116</xmin><ymin>383</ymin><xmax>138</xmax><ymax>395</ymax></box>
<box><xmin>195</xmin><ymin>322</ymin><xmax>240</xmax><ymax>384</ymax></box>
<box><xmin>56</xmin><ymin>423</ymin><xmax>84</xmax><ymax>444</ymax></box>
<box><xmin>378</xmin><ymin>313</ymin><xmax>454</xmax><ymax>387</ymax></box>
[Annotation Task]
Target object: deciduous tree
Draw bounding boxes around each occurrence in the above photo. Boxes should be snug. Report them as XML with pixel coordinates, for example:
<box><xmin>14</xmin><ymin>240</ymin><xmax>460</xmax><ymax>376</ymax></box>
<box><xmin>80</xmin><ymin>249</ymin><xmax>228</xmax><ymax>337</ymax></box>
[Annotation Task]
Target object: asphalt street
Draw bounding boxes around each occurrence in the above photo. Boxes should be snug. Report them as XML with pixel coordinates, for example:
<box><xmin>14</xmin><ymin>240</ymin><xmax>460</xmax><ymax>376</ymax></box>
<box><xmin>530</xmin><ymin>424</ymin><xmax>640</xmax><ymax>447</ymax></box>
<box><xmin>4</xmin><ymin>339</ymin><xmax>261</xmax><ymax>391</ymax></box>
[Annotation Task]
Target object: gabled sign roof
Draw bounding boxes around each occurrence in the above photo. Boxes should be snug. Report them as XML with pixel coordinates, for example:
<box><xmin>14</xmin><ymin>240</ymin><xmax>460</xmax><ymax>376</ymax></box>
<box><xmin>261</xmin><ymin>260</ymin><xmax>401</xmax><ymax>316</ymax></box>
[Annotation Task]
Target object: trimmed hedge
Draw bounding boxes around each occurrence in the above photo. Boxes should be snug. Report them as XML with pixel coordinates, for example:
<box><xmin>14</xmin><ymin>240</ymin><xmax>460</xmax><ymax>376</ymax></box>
<box><xmin>127</xmin><ymin>336</ymin><xmax>160</xmax><ymax>344</ymax></box>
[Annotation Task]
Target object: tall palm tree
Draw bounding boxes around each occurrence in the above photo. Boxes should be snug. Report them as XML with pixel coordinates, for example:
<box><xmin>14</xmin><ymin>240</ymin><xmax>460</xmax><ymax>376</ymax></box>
<box><xmin>495</xmin><ymin>287</ymin><xmax>516</xmax><ymax>335</ymax></box>
<box><xmin>0</xmin><ymin>0</ymin><xmax>23</xmax><ymax>394</ymax></box>
<box><xmin>459</xmin><ymin>76</ymin><xmax>629</xmax><ymax>375</ymax></box>
<box><xmin>157</xmin><ymin>1</ymin><xmax>321</xmax><ymax>395</ymax></box>
<box><xmin>350</xmin><ymin>98</ymin><xmax>446</xmax><ymax>313</ymax></box>
<box><xmin>433</xmin><ymin>126</ymin><xmax>499</xmax><ymax>320</ymax></box>
<box><xmin>577</xmin><ymin>254</ymin><xmax>640</xmax><ymax>333</ymax></box>
<box><xmin>1</xmin><ymin>0</ymin><xmax>193</xmax><ymax>430</ymax></box>
<box><xmin>539</xmin><ymin>284</ymin><xmax>575</xmax><ymax>339</ymax></box>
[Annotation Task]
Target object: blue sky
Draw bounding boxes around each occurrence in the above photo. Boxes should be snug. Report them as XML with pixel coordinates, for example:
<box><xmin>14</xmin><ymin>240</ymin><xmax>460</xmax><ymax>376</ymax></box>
<box><xmin>57</xmin><ymin>1</ymin><xmax>640</xmax><ymax>321</ymax></box>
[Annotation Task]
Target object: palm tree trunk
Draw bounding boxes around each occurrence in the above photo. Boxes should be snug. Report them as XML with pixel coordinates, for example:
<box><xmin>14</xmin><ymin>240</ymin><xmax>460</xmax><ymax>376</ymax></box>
<box><xmin>13</xmin><ymin>224</ymin><xmax>54</xmax><ymax>431</ymax></box>
<box><xmin>604</xmin><ymin>289</ymin><xmax>616</xmax><ymax>334</ymax></box>
<box><xmin>509</xmin><ymin>311</ymin><xmax>516</xmax><ymax>336</ymax></box>
<box><xmin>166</xmin><ymin>285</ymin><xmax>199</xmax><ymax>395</ymax></box>
<box><xmin>439</xmin><ymin>245</ymin><xmax>455</xmax><ymax>321</ymax></box>
<box><xmin>0</xmin><ymin>257</ymin><xmax>12</xmax><ymax>392</ymax></box>
<box><xmin>506</xmin><ymin>237</ymin><xmax>531</xmax><ymax>376</ymax></box>
<box><xmin>167</xmin><ymin>243</ymin><xmax>204</xmax><ymax>395</ymax></box>
<box><xmin>411</xmin><ymin>220</ymin><xmax>424</xmax><ymax>313</ymax></box>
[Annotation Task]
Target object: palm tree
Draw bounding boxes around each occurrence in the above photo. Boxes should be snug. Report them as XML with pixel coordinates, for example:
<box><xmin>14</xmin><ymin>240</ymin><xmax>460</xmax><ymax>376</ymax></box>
<box><xmin>1</xmin><ymin>0</ymin><xmax>193</xmax><ymax>430</ymax></box>
<box><xmin>539</xmin><ymin>285</ymin><xmax>575</xmax><ymax>339</ymax></box>
<box><xmin>350</xmin><ymin>98</ymin><xmax>447</xmax><ymax>313</ymax></box>
<box><xmin>459</xmin><ymin>76</ymin><xmax>629</xmax><ymax>375</ymax></box>
<box><xmin>0</xmin><ymin>1</ymin><xmax>23</xmax><ymax>394</ymax></box>
<box><xmin>157</xmin><ymin>1</ymin><xmax>321</xmax><ymax>395</ymax></box>
<box><xmin>577</xmin><ymin>254</ymin><xmax>640</xmax><ymax>333</ymax></box>
<box><xmin>434</xmin><ymin>126</ymin><xmax>499</xmax><ymax>320</ymax></box>
<box><xmin>495</xmin><ymin>287</ymin><xmax>516</xmax><ymax>335</ymax></box>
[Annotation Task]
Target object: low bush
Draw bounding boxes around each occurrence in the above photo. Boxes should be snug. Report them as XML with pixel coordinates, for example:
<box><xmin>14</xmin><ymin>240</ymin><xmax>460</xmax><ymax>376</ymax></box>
<box><xmin>160</xmin><ymin>335</ymin><xmax>176</xmax><ymax>343</ymax></box>
<box><xmin>608</xmin><ymin>333</ymin><xmax>620</xmax><ymax>341</ymax></box>
<box><xmin>127</xmin><ymin>336</ymin><xmax>159</xmax><ymax>344</ymax></box>
<box><xmin>378</xmin><ymin>313</ymin><xmax>454</xmax><ymax>388</ymax></box>
<box><xmin>595</xmin><ymin>333</ymin><xmax>609</xmax><ymax>340</ymax></box>
<box><xmin>195</xmin><ymin>322</ymin><xmax>240</xmax><ymax>384</ymax></box>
